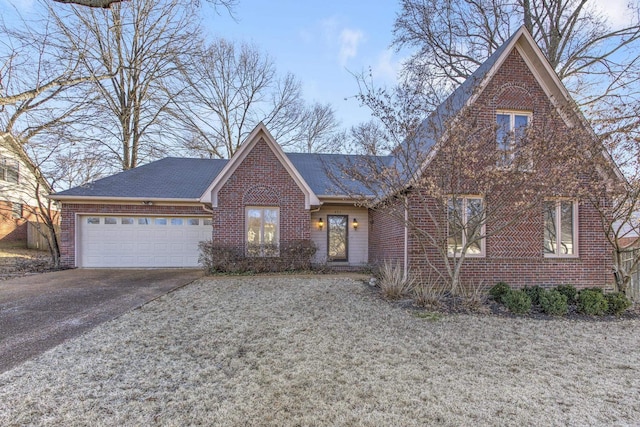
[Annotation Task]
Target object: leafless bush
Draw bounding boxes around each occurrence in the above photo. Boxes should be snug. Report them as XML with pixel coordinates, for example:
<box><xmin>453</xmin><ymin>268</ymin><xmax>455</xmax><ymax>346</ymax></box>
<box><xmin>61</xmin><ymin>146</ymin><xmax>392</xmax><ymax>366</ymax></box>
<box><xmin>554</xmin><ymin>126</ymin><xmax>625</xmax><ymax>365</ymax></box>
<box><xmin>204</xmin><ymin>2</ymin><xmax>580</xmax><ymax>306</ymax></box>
<box><xmin>198</xmin><ymin>240</ymin><xmax>317</xmax><ymax>274</ymax></box>
<box><xmin>377</xmin><ymin>260</ymin><xmax>415</xmax><ymax>299</ymax></box>
<box><xmin>413</xmin><ymin>273</ymin><xmax>447</xmax><ymax>310</ymax></box>
<box><xmin>457</xmin><ymin>280</ymin><xmax>490</xmax><ymax>313</ymax></box>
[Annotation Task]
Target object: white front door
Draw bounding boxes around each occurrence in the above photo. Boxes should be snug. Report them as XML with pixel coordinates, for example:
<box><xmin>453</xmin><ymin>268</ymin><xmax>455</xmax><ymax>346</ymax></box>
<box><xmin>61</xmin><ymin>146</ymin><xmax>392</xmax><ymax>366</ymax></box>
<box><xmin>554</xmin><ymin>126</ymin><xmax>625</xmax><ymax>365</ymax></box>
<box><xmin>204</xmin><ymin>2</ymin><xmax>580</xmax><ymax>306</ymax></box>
<box><xmin>78</xmin><ymin>215</ymin><xmax>212</xmax><ymax>267</ymax></box>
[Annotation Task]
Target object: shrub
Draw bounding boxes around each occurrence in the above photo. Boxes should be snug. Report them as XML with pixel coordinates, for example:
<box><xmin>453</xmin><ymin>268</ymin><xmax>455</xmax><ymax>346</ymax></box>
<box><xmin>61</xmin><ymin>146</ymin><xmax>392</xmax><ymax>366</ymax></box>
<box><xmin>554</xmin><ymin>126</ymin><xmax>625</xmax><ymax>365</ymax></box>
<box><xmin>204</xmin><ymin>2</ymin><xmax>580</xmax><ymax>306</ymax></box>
<box><xmin>457</xmin><ymin>281</ymin><xmax>489</xmax><ymax>312</ymax></box>
<box><xmin>577</xmin><ymin>290</ymin><xmax>609</xmax><ymax>316</ymax></box>
<box><xmin>554</xmin><ymin>284</ymin><xmax>577</xmax><ymax>303</ymax></box>
<box><xmin>539</xmin><ymin>290</ymin><xmax>568</xmax><ymax>316</ymax></box>
<box><xmin>413</xmin><ymin>277</ymin><xmax>446</xmax><ymax>309</ymax></box>
<box><xmin>502</xmin><ymin>290</ymin><xmax>532</xmax><ymax>314</ymax></box>
<box><xmin>605</xmin><ymin>292</ymin><xmax>632</xmax><ymax>316</ymax></box>
<box><xmin>523</xmin><ymin>285</ymin><xmax>545</xmax><ymax>306</ymax></box>
<box><xmin>198</xmin><ymin>240</ymin><xmax>317</xmax><ymax>274</ymax></box>
<box><xmin>489</xmin><ymin>282</ymin><xmax>511</xmax><ymax>302</ymax></box>
<box><xmin>378</xmin><ymin>261</ymin><xmax>415</xmax><ymax>300</ymax></box>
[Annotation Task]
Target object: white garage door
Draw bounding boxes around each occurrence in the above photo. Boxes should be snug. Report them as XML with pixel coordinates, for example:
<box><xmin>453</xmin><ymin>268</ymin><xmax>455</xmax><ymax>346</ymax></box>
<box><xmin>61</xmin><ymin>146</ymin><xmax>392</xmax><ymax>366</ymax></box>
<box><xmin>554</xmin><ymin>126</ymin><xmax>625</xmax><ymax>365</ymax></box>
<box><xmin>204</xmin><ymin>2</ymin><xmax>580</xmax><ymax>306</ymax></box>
<box><xmin>78</xmin><ymin>215</ymin><xmax>212</xmax><ymax>267</ymax></box>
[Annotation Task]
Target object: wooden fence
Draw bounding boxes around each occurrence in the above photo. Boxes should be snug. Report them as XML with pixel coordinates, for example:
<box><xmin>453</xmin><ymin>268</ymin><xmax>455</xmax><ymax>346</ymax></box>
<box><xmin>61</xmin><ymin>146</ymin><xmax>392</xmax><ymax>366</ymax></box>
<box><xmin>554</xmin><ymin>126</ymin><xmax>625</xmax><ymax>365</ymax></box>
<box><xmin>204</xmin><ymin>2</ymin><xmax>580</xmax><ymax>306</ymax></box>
<box><xmin>622</xmin><ymin>250</ymin><xmax>640</xmax><ymax>301</ymax></box>
<box><xmin>27</xmin><ymin>221</ymin><xmax>59</xmax><ymax>251</ymax></box>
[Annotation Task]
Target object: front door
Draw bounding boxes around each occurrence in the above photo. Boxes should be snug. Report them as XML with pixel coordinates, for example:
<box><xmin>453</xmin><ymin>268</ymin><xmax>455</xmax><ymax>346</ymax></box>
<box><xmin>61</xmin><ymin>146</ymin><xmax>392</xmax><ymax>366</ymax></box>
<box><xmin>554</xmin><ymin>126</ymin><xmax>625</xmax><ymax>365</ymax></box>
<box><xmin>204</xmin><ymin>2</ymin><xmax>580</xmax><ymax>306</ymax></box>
<box><xmin>327</xmin><ymin>215</ymin><xmax>348</xmax><ymax>261</ymax></box>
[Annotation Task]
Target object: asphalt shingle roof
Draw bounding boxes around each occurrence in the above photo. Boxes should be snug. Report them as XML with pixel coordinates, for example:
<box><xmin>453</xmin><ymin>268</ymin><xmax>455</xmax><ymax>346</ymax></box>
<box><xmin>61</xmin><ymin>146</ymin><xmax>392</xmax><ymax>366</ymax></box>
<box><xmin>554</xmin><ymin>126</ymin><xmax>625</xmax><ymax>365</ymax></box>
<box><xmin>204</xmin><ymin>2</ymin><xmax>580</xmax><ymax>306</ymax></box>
<box><xmin>53</xmin><ymin>153</ymin><xmax>392</xmax><ymax>200</ymax></box>
<box><xmin>54</xmin><ymin>157</ymin><xmax>228</xmax><ymax>199</ymax></box>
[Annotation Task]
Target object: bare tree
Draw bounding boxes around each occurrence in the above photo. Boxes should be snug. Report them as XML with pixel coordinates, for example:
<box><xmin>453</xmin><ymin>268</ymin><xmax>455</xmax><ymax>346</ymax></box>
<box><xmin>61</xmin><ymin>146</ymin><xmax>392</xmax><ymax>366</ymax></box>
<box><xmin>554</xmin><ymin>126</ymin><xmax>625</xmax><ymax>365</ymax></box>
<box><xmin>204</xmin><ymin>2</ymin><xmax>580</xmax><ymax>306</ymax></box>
<box><xmin>335</xmin><ymin>80</ymin><xmax>600</xmax><ymax>294</ymax></box>
<box><xmin>392</xmin><ymin>0</ymin><xmax>640</xmax><ymax>139</ymax></box>
<box><xmin>175</xmin><ymin>39</ymin><xmax>308</xmax><ymax>158</ymax></box>
<box><xmin>295</xmin><ymin>103</ymin><xmax>342</xmax><ymax>153</ymax></box>
<box><xmin>348</xmin><ymin>120</ymin><xmax>388</xmax><ymax>155</ymax></box>
<box><xmin>50</xmin><ymin>0</ymin><xmax>201</xmax><ymax>170</ymax></box>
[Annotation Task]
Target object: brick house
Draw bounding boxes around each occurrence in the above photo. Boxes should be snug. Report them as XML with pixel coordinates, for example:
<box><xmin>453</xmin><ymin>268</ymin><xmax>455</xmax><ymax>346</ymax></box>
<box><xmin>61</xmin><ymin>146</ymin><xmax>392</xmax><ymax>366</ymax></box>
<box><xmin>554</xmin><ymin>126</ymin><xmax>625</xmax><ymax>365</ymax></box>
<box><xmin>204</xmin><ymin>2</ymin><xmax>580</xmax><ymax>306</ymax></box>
<box><xmin>51</xmin><ymin>27</ymin><xmax>617</xmax><ymax>288</ymax></box>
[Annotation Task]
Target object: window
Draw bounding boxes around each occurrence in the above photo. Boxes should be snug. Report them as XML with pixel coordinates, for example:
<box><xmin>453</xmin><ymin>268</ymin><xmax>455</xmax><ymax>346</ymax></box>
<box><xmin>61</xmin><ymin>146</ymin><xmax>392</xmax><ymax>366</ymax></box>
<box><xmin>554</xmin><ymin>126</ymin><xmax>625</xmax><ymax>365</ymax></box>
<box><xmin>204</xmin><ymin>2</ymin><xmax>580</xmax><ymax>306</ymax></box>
<box><xmin>11</xmin><ymin>203</ymin><xmax>22</xmax><ymax>219</ymax></box>
<box><xmin>121</xmin><ymin>218</ymin><xmax>134</xmax><ymax>225</ymax></box>
<box><xmin>496</xmin><ymin>111</ymin><xmax>531</xmax><ymax>167</ymax></box>
<box><xmin>104</xmin><ymin>217</ymin><xmax>117</xmax><ymax>225</ymax></box>
<box><xmin>187</xmin><ymin>218</ymin><xmax>200</xmax><ymax>226</ymax></box>
<box><xmin>170</xmin><ymin>218</ymin><xmax>183</xmax><ymax>226</ymax></box>
<box><xmin>246</xmin><ymin>207</ymin><xmax>279</xmax><ymax>256</ymax></box>
<box><xmin>154</xmin><ymin>218</ymin><xmax>167</xmax><ymax>225</ymax></box>
<box><xmin>138</xmin><ymin>218</ymin><xmax>151</xmax><ymax>225</ymax></box>
<box><xmin>203</xmin><ymin>219</ymin><xmax>212</xmax><ymax>226</ymax></box>
<box><xmin>544</xmin><ymin>200</ymin><xmax>578</xmax><ymax>257</ymax></box>
<box><xmin>0</xmin><ymin>156</ymin><xmax>19</xmax><ymax>184</ymax></box>
<box><xmin>447</xmin><ymin>196</ymin><xmax>485</xmax><ymax>257</ymax></box>
<box><xmin>87</xmin><ymin>217</ymin><xmax>100</xmax><ymax>225</ymax></box>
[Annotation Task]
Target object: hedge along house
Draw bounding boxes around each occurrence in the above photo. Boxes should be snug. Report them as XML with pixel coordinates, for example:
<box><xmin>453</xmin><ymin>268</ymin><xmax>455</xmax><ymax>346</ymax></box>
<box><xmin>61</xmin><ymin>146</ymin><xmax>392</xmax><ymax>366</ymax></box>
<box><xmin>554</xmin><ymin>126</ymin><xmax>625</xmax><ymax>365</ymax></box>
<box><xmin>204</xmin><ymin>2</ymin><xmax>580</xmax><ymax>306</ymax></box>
<box><xmin>52</xmin><ymin>27</ymin><xmax>619</xmax><ymax>288</ymax></box>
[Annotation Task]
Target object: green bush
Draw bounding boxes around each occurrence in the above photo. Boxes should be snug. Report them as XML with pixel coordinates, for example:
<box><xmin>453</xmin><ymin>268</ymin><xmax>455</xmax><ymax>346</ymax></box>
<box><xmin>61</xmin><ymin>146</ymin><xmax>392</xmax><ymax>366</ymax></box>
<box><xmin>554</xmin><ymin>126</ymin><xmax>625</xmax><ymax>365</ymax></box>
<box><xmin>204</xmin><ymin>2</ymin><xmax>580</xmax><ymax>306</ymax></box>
<box><xmin>503</xmin><ymin>290</ymin><xmax>532</xmax><ymax>314</ymax></box>
<box><xmin>605</xmin><ymin>292</ymin><xmax>632</xmax><ymax>316</ymax></box>
<box><xmin>577</xmin><ymin>290</ymin><xmax>609</xmax><ymax>316</ymax></box>
<box><xmin>539</xmin><ymin>290</ymin><xmax>568</xmax><ymax>316</ymax></box>
<box><xmin>489</xmin><ymin>282</ymin><xmax>511</xmax><ymax>302</ymax></box>
<box><xmin>554</xmin><ymin>284</ymin><xmax>577</xmax><ymax>303</ymax></box>
<box><xmin>523</xmin><ymin>285</ymin><xmax>545</xmax><ymax>306</ymax></box>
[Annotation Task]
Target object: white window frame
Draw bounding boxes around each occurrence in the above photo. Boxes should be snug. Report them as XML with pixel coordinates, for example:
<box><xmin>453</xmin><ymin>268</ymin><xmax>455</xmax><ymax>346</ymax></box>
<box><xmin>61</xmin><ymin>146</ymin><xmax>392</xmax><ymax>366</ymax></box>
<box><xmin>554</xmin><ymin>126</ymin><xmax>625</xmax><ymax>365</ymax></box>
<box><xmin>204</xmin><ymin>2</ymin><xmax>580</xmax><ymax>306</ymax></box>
<box><xmin>543</xmin><ymin>199</ymin><xmax>579</xmax><ymax>258</ymax></box>
<box><xmin>245</xmin><ymin>206</ymin><xmax>280</xmax><ymax>257</ymax></box>
<box><xmin>496</xmin><ymin>110</ymin><xmax>532</xmax><ymax>167</ymax></box>
<box><xmin>447</xmin><ymin>196</ymin><xmax>486</xmax><ymax>258</ymax></box>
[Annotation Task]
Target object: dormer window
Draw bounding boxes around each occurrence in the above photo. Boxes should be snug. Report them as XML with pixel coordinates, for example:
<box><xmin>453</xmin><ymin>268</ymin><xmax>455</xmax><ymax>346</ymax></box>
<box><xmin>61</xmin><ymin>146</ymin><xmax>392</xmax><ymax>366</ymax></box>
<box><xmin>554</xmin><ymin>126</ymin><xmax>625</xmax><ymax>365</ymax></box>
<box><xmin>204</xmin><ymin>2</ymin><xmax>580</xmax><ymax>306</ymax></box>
<box><xmin>496</xmin><ymin>111</ymin><xmax>531</xmax><ymax>167</ymax></box>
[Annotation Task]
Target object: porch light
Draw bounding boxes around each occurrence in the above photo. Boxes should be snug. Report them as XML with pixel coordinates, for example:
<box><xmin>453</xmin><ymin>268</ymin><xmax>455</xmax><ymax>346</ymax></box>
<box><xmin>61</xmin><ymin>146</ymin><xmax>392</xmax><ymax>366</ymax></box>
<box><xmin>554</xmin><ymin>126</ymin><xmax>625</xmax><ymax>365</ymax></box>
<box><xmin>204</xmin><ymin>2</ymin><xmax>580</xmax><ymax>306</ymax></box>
<box><xmin>353</xmin><ymin>218</ymin><xmax>358</xmax><ymax>230</ymax></box>
<box><xmin>318</xmin><ymin>217</ymin><xmax>324</xmax><ymax>230</ymax></box>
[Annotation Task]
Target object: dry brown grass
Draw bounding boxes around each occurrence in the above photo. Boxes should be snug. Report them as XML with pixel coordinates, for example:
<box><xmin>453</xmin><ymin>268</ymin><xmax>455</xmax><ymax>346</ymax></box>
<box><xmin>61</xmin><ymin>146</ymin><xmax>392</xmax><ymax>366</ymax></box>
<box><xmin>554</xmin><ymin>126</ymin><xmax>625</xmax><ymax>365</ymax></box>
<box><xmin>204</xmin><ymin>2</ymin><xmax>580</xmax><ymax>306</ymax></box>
<box><xmin>0</xmin><ymin>276</ymin><xmax>638</xmax><ymax>426</ymax></box>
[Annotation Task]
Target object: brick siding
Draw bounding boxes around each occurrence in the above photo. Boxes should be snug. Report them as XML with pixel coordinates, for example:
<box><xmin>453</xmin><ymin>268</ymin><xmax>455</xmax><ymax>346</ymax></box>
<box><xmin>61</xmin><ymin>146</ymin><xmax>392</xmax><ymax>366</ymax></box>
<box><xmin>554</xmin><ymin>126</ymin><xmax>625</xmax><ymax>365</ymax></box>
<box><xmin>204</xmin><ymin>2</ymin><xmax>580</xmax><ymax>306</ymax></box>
<box><xmin>213</xmin><ymin>137</ymin><xmax>309</xmax><ymax>248</ymax></box>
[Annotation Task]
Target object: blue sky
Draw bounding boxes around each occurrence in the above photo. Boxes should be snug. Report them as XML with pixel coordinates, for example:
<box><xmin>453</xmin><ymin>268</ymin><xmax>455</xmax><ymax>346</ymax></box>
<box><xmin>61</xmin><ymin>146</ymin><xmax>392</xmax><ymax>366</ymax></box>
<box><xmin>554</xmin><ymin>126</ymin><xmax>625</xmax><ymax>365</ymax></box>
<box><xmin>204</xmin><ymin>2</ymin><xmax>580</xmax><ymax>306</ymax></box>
<box><xmin>201</xmin><ymin>0</ymin><xmax>403</xmax><ymax>130</ymax></box>
<box><xmin>1</xmin><ymin>0</ymin><xmax>633</xmax><ymax>131</ymax></box>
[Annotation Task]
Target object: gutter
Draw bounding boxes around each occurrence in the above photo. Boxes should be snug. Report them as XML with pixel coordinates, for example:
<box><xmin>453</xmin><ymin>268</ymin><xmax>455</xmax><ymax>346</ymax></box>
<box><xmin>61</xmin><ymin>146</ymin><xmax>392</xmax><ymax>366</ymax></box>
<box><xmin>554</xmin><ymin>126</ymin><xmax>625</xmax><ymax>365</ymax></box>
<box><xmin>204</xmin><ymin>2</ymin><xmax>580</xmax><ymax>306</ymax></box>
<box><xmin>49</xmin><ymin>195</ymin><xmax>202</xmax><ymax>203</ymax></box>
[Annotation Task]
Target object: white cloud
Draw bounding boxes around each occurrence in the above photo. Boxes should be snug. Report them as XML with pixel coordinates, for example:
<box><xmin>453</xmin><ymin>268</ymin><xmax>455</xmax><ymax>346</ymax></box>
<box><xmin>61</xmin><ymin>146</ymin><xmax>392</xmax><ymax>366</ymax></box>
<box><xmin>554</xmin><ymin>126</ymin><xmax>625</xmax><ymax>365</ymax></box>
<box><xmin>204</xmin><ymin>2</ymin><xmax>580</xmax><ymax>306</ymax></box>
<box><xmin>338</xmin><ymin>28</ymin><xmax>365</xmax><ymax>66</ymax></box>
<box><xmin>371</xmin><ymin>48</ymin><xmax>402</xmax><ymax>84</ymax></box>
<box><xmin>591</xmin><ymin>0</ymin><xmax>635</xmax><ymax>28</ymax></box>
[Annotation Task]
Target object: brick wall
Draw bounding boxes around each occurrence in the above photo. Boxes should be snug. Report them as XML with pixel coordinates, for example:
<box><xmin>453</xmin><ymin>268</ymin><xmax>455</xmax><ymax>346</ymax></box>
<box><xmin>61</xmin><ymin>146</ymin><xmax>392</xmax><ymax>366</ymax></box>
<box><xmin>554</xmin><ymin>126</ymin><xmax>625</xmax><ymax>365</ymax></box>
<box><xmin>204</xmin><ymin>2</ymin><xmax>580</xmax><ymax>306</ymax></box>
<box><xmin>368</xmin><ymin>198</ymin><xmax>406</xmax><ymax>268</ymax></box>
<box><xmin>59</xmin><ymin>203</ymin><xmax>207</xmax><ymax>267</ymax></box>
<box><xmin>213</xmin><ymin>137</ymin><xmax>309</xmax><ymax>248</ymax></box>
<box><xmin>401</xmin><ymin>48</ymin><xmax>613</xmax><ymax>289</ymax></box>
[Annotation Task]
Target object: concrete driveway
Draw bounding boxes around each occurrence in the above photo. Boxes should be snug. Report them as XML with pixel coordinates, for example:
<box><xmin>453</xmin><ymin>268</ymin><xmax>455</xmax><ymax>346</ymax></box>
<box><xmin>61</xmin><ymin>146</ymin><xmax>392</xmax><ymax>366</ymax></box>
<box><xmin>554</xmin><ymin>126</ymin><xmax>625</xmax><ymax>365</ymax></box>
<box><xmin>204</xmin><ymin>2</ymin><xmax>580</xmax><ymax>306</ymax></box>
<box><xmin>0</xmin><ymin>268</ymin><xmax>203</xmax><ymax>373</ymax></box>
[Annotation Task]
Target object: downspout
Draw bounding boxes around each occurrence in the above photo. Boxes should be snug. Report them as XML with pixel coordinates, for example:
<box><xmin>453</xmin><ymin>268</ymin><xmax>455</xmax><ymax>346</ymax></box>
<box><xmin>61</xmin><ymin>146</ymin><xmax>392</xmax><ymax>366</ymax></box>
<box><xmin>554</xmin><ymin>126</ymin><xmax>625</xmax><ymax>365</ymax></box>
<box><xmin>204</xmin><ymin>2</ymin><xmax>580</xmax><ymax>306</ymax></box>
<box><xmin>404</xmin><ymin>196</ymin><xmax>409</xmax><ymax>280</ymax></box>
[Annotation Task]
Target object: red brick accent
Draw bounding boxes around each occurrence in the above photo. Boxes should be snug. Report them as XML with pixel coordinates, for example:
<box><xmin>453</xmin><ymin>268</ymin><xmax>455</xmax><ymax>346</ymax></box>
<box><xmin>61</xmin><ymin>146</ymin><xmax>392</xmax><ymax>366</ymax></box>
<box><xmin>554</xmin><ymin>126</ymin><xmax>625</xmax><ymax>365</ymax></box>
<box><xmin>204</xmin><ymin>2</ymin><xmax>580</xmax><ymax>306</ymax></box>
<box><xmin>213</xmin><ymin>137</ymin><xmax>309</xmax><ymax>247</ymax></box>
<box><xmin>374</xmin><ymin>48</ymin><xmax>613</xmax><ymax>289</ymax></box>
<box><xmin>0</xmin><ymin>201</ymin><xmax>28</xmax><ymax>244</ymax></box>
<box><xmin>59</xmin><ymin>203</ymin><xmax>208</xmax><ymax>267</ymax></box>
<box><xmin>369</xmin><ymin>200</ymin><xmax>405</xmax><ymax>268</ymax></box>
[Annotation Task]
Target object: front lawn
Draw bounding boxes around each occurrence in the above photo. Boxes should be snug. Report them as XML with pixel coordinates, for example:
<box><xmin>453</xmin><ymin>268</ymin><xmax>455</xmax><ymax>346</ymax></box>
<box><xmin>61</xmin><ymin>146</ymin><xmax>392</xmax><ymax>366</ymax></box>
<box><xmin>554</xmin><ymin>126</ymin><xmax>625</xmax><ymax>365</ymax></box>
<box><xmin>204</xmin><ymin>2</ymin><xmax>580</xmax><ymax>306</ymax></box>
<box><xmin>0</xmin><ymin>276</ymin><xmax>638</xmax><ymax>425</ymax></box>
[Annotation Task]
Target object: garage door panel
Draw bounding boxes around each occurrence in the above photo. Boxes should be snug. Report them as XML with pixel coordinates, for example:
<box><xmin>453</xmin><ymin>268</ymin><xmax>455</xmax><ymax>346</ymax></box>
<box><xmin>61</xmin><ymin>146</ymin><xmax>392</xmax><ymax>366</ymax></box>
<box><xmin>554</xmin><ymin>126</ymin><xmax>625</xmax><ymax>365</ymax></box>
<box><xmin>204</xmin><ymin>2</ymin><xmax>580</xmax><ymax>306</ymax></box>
<box><xmin>79</xmin><ymin>216</ymin><xmax>210</xmax><ymax>267</ymax></box>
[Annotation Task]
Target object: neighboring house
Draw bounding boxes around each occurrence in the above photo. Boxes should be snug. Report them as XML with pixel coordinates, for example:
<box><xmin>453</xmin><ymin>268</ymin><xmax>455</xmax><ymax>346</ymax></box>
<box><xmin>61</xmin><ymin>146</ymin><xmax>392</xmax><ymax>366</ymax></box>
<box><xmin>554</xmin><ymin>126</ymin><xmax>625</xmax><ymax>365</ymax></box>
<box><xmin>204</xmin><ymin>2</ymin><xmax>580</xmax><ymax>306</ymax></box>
<box><xmin>51</xmin><ymin>27</ymin><xmax>616</xmax><ymax>288</ymax></box>
<box><xmin>0</xmin><ymin>133</ymin><xmax>53</xmax><ymax>245</ymax></box>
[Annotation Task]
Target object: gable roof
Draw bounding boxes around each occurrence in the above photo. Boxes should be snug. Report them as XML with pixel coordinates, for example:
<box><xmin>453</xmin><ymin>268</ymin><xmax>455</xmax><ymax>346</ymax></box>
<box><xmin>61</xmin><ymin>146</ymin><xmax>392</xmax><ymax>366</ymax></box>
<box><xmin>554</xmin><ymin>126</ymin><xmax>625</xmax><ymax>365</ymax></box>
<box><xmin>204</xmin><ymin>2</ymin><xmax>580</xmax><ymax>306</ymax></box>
<box><xmin>395</xmin><ymin>25</ymin><xmax>579</xmax><ymax>179</ymax></box>
<box><xmin>200</xmin><ymin>123</ymin><xmax>321</xmax><ymax>209</ymax></box>
<box><xmin>52</xmin><ymin>157</ymin><xmax>227</xmax><ymax>201</ymax></box>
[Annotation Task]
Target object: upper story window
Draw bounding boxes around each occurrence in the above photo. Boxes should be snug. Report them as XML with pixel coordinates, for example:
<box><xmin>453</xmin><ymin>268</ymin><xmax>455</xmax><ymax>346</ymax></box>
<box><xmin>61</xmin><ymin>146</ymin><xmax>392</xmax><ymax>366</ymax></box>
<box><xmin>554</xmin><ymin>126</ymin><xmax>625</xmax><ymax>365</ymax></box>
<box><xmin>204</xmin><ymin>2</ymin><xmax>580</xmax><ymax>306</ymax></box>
<box><xmin>544</xmin><ymin>200</ymin><xmax>578</xmax><ymax>257</ymax></box>
<box><xmin>246</xmin><ymin>207</ymin><xmax>279</xmax><ymax>257</ymax></box>
<box><xmin>447</xmin><ymin>196</ymin><xmax>485</xmax><ymax>257</ymax></box>
<box><xmin>0</xmin><ymin>156</ymin><xmax>19</xmax><ymax>184</ymax></box>
<box><xmin>496</xmin><ymin>111</ymin><xmax>531</xmax><ymax>167</ymax></box>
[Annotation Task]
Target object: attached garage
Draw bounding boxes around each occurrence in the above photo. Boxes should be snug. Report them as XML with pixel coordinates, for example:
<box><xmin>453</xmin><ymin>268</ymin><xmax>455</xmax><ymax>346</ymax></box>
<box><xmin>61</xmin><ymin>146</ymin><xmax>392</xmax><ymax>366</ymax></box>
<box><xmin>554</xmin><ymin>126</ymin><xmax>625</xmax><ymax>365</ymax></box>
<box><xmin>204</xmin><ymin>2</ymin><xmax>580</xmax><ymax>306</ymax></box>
<box><xmin>77</xmin><ymin>215</ymin><xmax>212</xmax><ymax>267</ymax></box>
